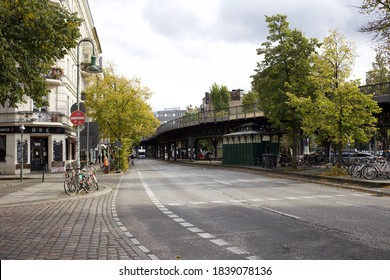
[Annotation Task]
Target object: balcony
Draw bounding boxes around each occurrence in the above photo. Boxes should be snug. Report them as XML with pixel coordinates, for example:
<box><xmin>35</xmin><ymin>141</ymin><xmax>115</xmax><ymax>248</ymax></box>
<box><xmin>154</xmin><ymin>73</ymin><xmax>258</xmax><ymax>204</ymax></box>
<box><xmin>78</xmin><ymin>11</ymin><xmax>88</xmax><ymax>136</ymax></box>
<box><xmin>44</xmin><ymin>67</ymin><xmax>64</xmax><ymax>86</ymax></box>
<box><xmin>0</xmin><ymin>111</ymin><xmax>69</xmax><ymax>126</ymax></box>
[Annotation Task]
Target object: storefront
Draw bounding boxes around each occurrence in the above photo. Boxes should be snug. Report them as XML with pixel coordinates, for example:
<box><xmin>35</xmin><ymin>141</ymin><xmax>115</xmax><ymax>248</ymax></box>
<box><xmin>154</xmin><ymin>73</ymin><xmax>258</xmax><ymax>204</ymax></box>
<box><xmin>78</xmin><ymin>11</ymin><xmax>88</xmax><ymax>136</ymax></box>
<box><xmin>0</xmin><ymin>124</ymin><xmax>76</xmax><ymax>175</ymax></box>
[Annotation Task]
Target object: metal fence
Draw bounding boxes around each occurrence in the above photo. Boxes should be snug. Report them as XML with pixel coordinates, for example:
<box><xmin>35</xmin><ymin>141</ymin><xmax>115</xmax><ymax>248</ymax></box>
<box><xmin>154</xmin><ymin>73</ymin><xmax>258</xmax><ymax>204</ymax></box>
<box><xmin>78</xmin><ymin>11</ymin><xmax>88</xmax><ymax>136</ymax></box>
<box><xmin>359</xmin><ymin>82</ymin><xmax>390</xmax><ymax>96</ymax></box>
<box><xmin>153</xmin><ymin>103</ymin><xmax>264</xmax><ymax>137</ymax></box>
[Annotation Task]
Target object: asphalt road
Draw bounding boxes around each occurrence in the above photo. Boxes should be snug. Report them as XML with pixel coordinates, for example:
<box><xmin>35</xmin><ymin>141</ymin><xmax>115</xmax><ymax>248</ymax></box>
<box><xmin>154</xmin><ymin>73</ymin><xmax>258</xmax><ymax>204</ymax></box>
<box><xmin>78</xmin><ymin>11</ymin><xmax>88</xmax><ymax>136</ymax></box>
<box><xmin>116</xmin><ymin>159</ymin><xmax>390</xmax><ymax>260</ymax></box>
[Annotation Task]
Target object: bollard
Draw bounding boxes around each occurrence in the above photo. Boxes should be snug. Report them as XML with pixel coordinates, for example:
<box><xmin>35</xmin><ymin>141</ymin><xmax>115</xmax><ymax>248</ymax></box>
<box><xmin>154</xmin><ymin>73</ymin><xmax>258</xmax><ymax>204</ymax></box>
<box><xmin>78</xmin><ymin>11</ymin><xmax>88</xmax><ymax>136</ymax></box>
<box><xmin>42</xmin><ymin>164</ymin><xmax>47</xmax><ymax>182</ymax></box>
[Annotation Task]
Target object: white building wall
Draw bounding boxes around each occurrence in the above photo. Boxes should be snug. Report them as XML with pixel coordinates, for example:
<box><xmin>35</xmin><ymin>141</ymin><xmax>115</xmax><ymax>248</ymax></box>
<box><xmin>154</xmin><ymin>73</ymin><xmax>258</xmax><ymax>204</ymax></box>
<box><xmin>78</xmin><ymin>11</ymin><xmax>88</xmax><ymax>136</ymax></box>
<box><xmin>0</xmin><ymin>0</ymin><xmax>102</xmax><ymax>175</ymax></box>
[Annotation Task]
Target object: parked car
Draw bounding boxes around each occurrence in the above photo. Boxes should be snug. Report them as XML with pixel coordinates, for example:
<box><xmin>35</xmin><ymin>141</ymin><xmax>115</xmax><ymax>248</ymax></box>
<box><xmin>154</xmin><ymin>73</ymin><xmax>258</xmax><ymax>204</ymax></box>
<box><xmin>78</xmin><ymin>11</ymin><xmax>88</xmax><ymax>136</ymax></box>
<box><xmin>332</xmin><ymin>151</ymin><xmax>374</xmax><ymax>166</ymax></box>
<box><xmin>346</xmin><ymin>152</ymin><xmax>375</xmax><ymax>164</ymax></box>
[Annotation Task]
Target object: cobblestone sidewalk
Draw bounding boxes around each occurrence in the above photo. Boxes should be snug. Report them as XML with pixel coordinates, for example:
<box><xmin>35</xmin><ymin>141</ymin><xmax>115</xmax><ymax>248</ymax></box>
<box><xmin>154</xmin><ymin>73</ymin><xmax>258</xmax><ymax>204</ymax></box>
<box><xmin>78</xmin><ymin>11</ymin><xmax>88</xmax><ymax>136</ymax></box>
<box><xmin>0</xmin><ymin>174</ymin><xmax>151</xmax><ymax>260</ymax></box>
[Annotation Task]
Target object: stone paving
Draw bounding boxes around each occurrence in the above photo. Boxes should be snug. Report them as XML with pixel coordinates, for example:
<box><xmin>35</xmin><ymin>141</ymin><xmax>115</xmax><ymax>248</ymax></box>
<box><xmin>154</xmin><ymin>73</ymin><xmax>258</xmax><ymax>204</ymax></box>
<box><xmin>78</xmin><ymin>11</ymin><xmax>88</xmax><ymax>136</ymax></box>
<box><xmin>0</xmin><ymin>172</ymin><xmax>150</xmax><ymax>260</ymax></box>
<box><xmin>1</xmin><ymin>161</ymin><xmax>390</xmax><ymax>260</ymax></box>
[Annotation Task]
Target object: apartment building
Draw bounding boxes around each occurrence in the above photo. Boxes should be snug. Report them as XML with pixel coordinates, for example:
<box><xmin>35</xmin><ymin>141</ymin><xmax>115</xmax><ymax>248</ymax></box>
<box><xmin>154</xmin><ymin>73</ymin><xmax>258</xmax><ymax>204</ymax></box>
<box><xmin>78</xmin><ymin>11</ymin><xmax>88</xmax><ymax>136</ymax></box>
<box><xmin>0</xmin><ymin>0</ymin><xmax>102</xmax><ymax>175</ymax></box>
<box><xmin>201</xmin><ymin>89</ymin><xmax>244</xmax><ymax>112</ymax></box>
<box><xmin>156</xmin><ymin>108</ymin><xmax>187</xmax><ymax>124</ymax></box>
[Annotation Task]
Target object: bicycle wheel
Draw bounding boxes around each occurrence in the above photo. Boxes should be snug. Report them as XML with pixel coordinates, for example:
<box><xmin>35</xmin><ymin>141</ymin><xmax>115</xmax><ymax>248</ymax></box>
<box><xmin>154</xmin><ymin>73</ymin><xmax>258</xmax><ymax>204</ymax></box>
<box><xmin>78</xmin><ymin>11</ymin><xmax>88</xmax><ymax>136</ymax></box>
<box><xmin>92</xmin><ymin>174</ymin><xmax>99</xmax><ymax>190</ymax></box>
<box><xmin>64</xmin><ymin>177</ymin><xmax>77</xmax><ymax>195</ymax></box>
<box><xmin>84</xmin><ymin>177</ymin><xmax>95</xmax><ymax>193</ymax></box>
<box><xmin>348</xmin><ymin>164</ymin><xmax>356</xmax><ymax>176</ymax></box>
<box><xmin>351</xmin><ymin>165</ymin><xmax>365</xmax><ymax>178</ymax></box>
<box><xmin>362</xmin><ymin>166</ymin><xmax>378</xmax><ymax>180</ymax></box>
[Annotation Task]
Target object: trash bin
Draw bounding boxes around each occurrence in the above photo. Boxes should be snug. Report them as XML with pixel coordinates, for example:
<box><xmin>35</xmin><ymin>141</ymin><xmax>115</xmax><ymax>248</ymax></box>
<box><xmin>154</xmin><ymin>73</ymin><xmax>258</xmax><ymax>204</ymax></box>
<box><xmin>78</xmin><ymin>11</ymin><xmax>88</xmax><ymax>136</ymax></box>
<box><xmin>270</xmin><ymin>154</ymin><xmax>277</xmax><ymax>168</ymax></box>
<box><xmin>262</xmin><ymin>154</ymin><xmax>277</xmax><ymax>169</ymax></box>
<box><xmin>262</xmin><ymin>154</ymin><xmax>269</xmax><ymax>168</ymax></box>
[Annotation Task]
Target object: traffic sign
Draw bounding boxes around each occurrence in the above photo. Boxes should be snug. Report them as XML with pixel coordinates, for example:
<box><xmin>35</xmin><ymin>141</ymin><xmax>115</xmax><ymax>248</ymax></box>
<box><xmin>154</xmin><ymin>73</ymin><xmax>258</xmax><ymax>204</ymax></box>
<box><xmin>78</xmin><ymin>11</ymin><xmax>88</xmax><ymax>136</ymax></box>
<box><xmin>70</xmin><ymin>110</ymin><xmax>85</xmax><ymax>126</ymax></box>
<box><xmin>70</xmin><ymin>103</ymin><xmax>86</xmax><ymax>113</ymax></box>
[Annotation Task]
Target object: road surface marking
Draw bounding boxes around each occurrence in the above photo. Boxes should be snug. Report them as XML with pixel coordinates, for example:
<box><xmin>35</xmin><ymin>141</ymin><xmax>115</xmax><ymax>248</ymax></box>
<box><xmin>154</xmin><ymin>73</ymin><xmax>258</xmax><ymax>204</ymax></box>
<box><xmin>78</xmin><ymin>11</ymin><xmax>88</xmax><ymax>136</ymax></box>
<box><xmin>112</xmin><ymin>174</ymin><xmax>157</xmax><ymax>259</ymax></box>
<box><xmin>214</xmin><ymin>180</ymin><xmax>232</xmax><ymax>185</ymax></box>
<box><xmin>180</xmin><ymin>222</ymin><xmax>194</xmax><ymax>227</ymax></box>
<box><xmin>266</xmin><ymin>197</ymin><xmax>282</xmax><ymax>201</ymax></box>
<box><xmin>167</xmin><ymin>203</ymin><xmax>184</xmax><ymax>206</ymax></box>
<box><xmin>226</xmin><ymin>247</ymin><xmax>250</xmax><ymax>255</ymax></box>
<box><xmin>257</xmin><ymin>205</ymin><xmax>301</xmax><ymax>220</ymax></box>
<box><xmin>137</xmin><ymin>170</ymin><xmax>256</xmax><ymax>259</ymax></box>
<box><xmin>211</xmin><ymin>239</ymin><xmax>230</xmax><ymax>246</ymax></box>
<box><xmin>187</xmin><ymin>227</ymin><xmax>203</xmax><ymax>233</ymax></box>
<box><xmin>198</xmin><ymin>233</ymin><xmax>215</xmax><ymax>239</ymax></box>
<box><xmin>246</xmin><ymin>255</ymin><xmax>262</xmax><ymax>260</ymax></box>
<box><xmin>168</xmin><ymin>214</ymin><xmax>179</xmax><ymax>218</ymax></box>
<box><xmin>189</xmin><ymin>201</ymin><xmax>207</xmax><ymax>205</ymax></box>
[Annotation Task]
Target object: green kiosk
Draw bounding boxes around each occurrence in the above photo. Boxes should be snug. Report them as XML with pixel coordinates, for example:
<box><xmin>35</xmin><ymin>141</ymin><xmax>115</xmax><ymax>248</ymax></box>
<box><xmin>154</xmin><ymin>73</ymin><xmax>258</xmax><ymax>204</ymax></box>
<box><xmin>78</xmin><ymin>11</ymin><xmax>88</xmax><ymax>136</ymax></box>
<box><xmin>222</xmin><ymin>123</ymin><xmax>280</xmax><ymax>167</ymax></box>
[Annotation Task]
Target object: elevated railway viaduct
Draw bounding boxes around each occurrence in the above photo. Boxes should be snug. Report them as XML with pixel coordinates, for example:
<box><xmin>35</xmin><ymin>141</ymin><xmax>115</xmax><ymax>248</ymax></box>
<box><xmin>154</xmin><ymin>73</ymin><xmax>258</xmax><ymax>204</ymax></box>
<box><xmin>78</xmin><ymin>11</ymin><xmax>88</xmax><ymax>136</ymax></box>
<box><xmin>141</xmin><ymin>82</ymin><xmax>390</xmax><ymax>161</ymax></box>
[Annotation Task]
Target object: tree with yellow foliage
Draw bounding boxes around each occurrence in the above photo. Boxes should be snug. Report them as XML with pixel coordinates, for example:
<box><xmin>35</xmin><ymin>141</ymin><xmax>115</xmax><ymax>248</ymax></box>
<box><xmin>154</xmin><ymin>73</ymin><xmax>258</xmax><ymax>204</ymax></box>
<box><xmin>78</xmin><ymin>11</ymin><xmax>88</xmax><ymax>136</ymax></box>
<box><xmin>84</xmin><ymin>65</ymin><xmax>159</xmax><ymax>169</ymax></box>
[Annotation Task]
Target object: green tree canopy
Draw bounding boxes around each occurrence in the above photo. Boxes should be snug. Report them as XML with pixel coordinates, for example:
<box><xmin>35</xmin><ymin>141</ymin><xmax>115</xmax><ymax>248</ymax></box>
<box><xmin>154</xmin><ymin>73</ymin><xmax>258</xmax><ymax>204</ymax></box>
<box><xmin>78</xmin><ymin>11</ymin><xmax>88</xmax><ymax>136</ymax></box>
<box><xmin>365</xmin><ymin>50</ymin><xmax>390</xmax><ymax>84</ymax></box>
<box><xmin>209</xmin><ymin>82</ymin><xmax>230</xmax><ymax>112</ymax></box>
<box><xmin>242</xmin><ymin>90</ymin><xmax>260</xmax><ymax>112</ymax></box>
<box><xmin>0</xmin><ymin>0</ymin><xmax>82</xmax><ymax>107</ymax></box>
<box><xmin>288</xmin><ymin>30</ymin><xmax>381</xmax><ymax>167</ymax></box>
<box><xmin>251</xmin><ymin>14</ymin><xmax>320</xmax><ymax>164</ymax></box>
<box><xmin>84</xmin><ymin>65</ymin><xmax>159</xmax><ymax>168</ymax></box>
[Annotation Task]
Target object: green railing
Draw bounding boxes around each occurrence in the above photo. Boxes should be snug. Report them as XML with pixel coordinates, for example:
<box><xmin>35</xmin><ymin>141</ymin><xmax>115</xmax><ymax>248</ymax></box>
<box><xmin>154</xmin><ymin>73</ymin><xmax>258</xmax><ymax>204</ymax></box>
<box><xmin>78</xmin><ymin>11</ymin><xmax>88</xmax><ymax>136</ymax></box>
<box><xmin>143</xmin><ymin>82</ymin><xmax>390</xmax><ymax>142</ymax></box>
<box><xmin>359</xmin><ymin>82</ymin><xmax>390</xmax><ymax>96</ymax></box>
<box><xmin>151</xmin><ymin>103</ymin><xmax>264</xmax><ymax>138</ymax></box>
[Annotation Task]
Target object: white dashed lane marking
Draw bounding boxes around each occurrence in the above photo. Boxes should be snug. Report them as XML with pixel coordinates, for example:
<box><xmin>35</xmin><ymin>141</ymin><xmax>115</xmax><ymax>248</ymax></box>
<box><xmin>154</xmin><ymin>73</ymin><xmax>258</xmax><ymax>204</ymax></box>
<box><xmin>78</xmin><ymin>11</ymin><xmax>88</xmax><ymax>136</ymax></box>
<box><xmin>214</xmin><ymin>180</ymin><xmax>232</xmax><ymax>185</ymax></box>
<box><xmin>165</xmin><ymin>192</ymin><xmax>370</xmax><ymax>206</ymax></box>
<box><xmin>111</xmin><ymin>175</ymin><xmax>156</xmax><ymax>260</ymax></box>
<box><xmin>227</xmin><ymin>247</ymin><xmax>250</xmax><ymax>255</ymax></box>
<box><xmin>211</xmin><ymin>239</ymin><xmax>230</xmax><ymax>246</ymax></box>
<box><xmin>137</xmin><ymin>170</ymin><xmax>259</xmax><ymax>259</ymax></box>
<box><xmin>136</xmin><ymin>170</ymin><xmax>369</xmax><ymax>260</ymax></box>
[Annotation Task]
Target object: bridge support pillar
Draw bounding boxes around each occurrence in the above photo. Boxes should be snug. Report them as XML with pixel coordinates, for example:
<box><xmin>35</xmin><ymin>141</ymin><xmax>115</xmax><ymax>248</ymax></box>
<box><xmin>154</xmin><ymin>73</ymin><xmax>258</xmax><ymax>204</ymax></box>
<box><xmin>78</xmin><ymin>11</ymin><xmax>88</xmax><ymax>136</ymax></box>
<box><xmin>173</xmin><ymin>141</ymin><xmax>179</xmax><ymax>161</ymax></box>
<box><xmin>188</xmin><ymin>137</ymin><xmax>194</xmax><ymax>162</ymax></box>
<box><xmin>159</xmin><ymin>145</ymin><xmax>164</xmax><ymax>160</ymax></box>
<box><xmin>153</xmin><ymin>145</ymin><xmax>158</xmax><ymax>159</ymax></box>
<box><xmin>166</xmin><ymin>145</ymin><xmax>172</xmax><ymax>161</ymax></box>
<box><xmin>212</xmin><ymin>137</ymin><xmax>221</xmax><ymax>159</ymax></box>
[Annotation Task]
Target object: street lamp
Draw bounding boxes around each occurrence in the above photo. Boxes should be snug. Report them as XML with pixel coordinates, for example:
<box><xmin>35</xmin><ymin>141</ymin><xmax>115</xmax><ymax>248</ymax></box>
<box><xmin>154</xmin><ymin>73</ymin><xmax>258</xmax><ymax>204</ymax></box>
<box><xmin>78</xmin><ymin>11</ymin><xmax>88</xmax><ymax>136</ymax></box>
<box><xmin>19</xmin><ymin>124</ymin><xmax>25</xmax><ymax>181</ymax></box>
<box><xmin>75</xmin><ymin>38</ymin><xmax>102</xmax><ymax>174</ymax></box>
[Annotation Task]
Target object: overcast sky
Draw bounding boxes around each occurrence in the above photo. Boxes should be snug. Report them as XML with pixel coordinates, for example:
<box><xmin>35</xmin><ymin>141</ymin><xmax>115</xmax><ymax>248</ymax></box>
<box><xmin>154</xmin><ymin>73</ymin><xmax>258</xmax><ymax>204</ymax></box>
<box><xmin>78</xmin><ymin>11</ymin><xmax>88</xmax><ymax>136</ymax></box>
<box><xmin>88</xmin><ymin>0</ymin><xmax>377</xmax><ymax>112</ymax></box>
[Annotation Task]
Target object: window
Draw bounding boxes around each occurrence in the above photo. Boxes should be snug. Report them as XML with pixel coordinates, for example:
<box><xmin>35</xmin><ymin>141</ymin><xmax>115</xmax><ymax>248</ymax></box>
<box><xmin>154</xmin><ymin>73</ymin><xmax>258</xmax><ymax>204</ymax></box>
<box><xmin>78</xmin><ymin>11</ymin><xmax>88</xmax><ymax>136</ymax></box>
<box><xmin>0</xmin><ymin>135</ymin><xmax>6</xmax><ymax>162</ymax></box>
<box><xmin>33</xmin><ymin>95</ymin><xmax>48</xmax><ymax>112</ymax></box>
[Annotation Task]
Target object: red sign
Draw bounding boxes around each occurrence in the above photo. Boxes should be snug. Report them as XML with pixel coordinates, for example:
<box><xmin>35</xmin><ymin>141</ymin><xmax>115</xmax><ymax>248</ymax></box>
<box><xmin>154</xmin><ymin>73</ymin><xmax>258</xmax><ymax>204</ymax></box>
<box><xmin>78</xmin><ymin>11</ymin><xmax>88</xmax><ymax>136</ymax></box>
<box><xmin>70</xmin><ymin>110</ymin><xmax>85</xmax><ymax>126</ymax></box>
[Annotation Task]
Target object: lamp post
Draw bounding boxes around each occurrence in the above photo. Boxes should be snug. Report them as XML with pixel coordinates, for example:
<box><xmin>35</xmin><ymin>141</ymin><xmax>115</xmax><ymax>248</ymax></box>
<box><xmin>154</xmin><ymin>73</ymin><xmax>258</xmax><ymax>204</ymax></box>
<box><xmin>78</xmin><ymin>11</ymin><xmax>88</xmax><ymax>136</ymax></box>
<box><xmin>75</xmin><ymin>38</ymin><xmax>102</xmax><ymax>175</ymax></box>
<box><xmin>19</xmin><ymin>124</ymin><xmax>25</xmax><ymax>181</ymax></box>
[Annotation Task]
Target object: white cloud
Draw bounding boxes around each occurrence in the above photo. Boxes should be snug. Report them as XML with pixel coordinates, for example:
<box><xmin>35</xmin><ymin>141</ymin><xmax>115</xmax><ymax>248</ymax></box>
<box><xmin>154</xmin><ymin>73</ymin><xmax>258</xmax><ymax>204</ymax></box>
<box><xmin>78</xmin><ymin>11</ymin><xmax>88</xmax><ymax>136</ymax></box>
<box><xmin>88</xmin><ymin>0</ymin><xmax>378</xmax><ymax>111</ymax></box>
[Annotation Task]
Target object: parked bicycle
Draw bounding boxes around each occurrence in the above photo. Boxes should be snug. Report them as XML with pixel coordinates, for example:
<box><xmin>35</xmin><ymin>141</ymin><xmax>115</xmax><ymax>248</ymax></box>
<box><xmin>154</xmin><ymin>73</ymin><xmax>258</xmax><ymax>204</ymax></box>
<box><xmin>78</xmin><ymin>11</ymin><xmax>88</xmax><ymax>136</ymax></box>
<box><xmin>348</xmin><ymin>158</ymin><xmax>373</xmax><ymax>178</ymax></box>
<box><xmin>297</xmin><ymin>154</ymin><xmax>327</xmax><ymax>167</ymax></box>
<box><xmin>87</xmin><ymin>162</ymin><xmax>99</xmax><ymax>190</ymax></box>
<box><xmin>361</xmin><ymin>157</ymin><xmax>390</xmax><ymax>180</ymax></box>
<box><xmin>64</xmin><ymin>162</ymin><xmax>98</xmax><ymax>195</ymax></box>
<box><xmin>348</xmin><ymin>157</ymin><xmax>390</xmax><ymax>180</ymax></box>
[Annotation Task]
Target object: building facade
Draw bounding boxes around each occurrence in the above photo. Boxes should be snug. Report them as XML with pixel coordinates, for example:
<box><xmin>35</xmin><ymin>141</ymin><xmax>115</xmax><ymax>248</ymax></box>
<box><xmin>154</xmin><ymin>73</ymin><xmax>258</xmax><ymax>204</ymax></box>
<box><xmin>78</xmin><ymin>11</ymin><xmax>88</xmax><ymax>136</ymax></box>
<box><xmin>0</xmin><ymin>0</ymin><xmax>102</xmax><ymax>175</ymax></box>
<box><xmin>156</xmin><ymin>108</ymin><xmax>187</xmax><ymax>124</ymax></box>
<box><xmin>201</xmin><ymin>89</ymin><xmax>244</xmax><ymax>112</ymax></box>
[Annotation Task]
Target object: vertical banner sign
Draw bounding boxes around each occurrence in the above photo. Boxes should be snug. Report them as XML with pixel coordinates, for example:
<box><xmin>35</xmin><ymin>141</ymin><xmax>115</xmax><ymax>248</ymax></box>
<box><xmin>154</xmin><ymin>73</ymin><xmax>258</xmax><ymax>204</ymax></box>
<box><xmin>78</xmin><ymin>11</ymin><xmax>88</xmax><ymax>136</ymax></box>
<box><xmin>53</xmin><ymin>141</ymin><xmax>63</xmax><ymax>161</ymax></box>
